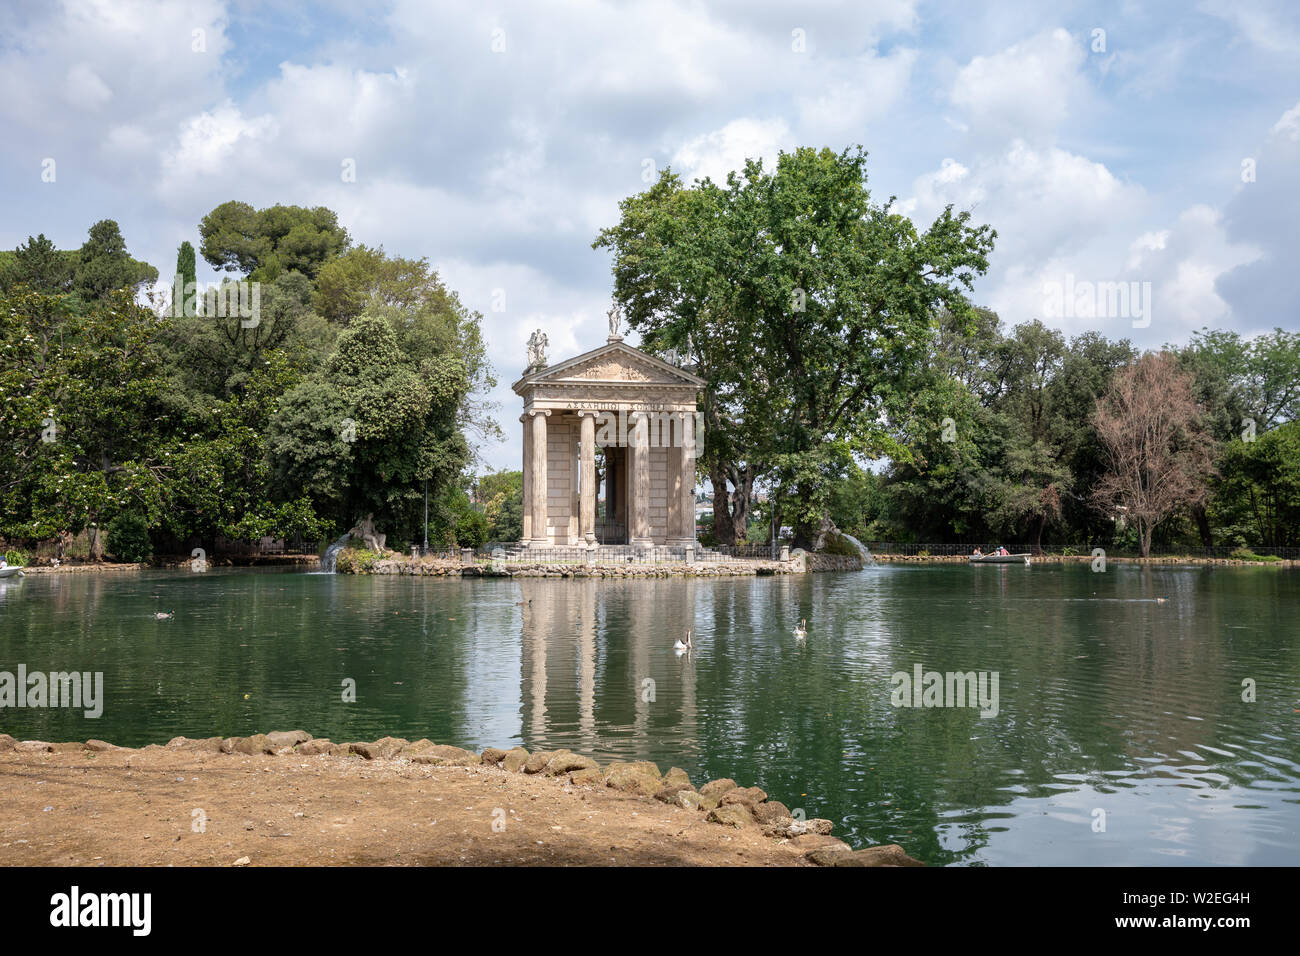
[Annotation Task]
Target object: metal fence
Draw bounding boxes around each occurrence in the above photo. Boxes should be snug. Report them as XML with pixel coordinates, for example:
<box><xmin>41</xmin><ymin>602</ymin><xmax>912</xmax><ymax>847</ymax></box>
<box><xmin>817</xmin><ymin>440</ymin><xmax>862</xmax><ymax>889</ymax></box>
<box><xmin>710</xmin><ymin>542</ymin><xmax>787</xmax><ymax>559</ymax></box>
<box><xmin>150</xmin><ymin>533</ymin><xmax>322</xmax><ymax>556</ymax></box>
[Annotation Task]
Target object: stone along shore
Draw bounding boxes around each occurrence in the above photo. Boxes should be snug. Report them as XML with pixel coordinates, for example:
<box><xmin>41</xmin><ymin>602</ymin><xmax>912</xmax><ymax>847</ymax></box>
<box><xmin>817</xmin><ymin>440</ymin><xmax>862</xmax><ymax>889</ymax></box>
<box><xmin>0</xmin><ymin>731</ymin><xmax>921</xmax><ymax>868</ymax></box>
<box><xmin>343</xmin><ymin>551</ymin><xmax>864</xmax><ymax>577</ymax></box>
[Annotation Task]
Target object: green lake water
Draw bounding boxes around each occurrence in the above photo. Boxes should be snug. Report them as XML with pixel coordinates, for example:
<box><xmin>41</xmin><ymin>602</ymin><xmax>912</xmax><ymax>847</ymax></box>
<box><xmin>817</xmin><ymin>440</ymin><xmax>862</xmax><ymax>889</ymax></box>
<box><xmin>1</xmin><ymin>562</ymin><xmax>1297</xmax><ymax>866</ymax></box>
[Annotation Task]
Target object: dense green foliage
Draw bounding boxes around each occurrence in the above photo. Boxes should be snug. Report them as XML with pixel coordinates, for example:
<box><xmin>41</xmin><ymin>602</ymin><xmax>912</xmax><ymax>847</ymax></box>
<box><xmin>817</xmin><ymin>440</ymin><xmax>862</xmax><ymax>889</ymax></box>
<box><xmin>107</xmin><ymin>513</ymin><xmax>152</xmax><ymax>563</ymax></box>
<box><xmin>596</xmin><ymin>146</ymin><xmax>995</xmax><ymax>548</ymax></box>
<box><xmin>0</xmin><ymin>208</ymin><xmax>494</xmax><ymax>558</ymax></box>
<box><xmin>596</xmin><ymin>146</ymin><xmax>1297</xmax><ymax>552</ymax></box>
<box><xmin>825</xmin><ymin>320</ymin><xmax>1300</xmax><ymax>551</ymax></box>
<box><xmin>0</xmin><ymin>222</ymin><xmax>158</xmax><ymax>306</ymax></box>
<box><xmin>200</xmin><ymin>201</ymin><xmax>349</xmax><ymax>282</ymax></box>
<box><xmin>477</xmin><ymin>470</ymin><xmax>523</xmax><ymax>543</ymax></box>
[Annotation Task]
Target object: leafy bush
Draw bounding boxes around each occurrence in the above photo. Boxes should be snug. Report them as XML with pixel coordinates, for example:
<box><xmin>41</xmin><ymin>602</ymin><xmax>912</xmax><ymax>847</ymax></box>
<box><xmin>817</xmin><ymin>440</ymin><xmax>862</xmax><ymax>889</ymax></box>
<box><xmin>106</xmin><ymin>514</ymin><xmax>152</xmax><ymax>563</ymax></box>
<box><xmin>335</xmin><ymin>545</ymin><xmax>383</xmax><ymax>573</ymax></box>
<box><xmin>1229</xmin><ymin>547</ymin><xmax>1282</xmax><ymax>563</ymax></box>
<box><xmin>4</xmin><ymin>549</ymin><xmax>28</xmax><ymax>566</ymax></box>
<box><xmin>455</xmin><ymin>508</ymin><xmax>489</xmax><ymax>548</ymax></box>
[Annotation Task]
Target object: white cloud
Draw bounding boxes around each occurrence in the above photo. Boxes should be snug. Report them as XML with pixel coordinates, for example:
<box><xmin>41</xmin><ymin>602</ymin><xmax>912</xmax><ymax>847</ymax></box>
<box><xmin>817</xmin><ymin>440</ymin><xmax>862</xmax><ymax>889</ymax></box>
<box><xmin>2</xmin><ymin>0</ymin><xmax>1297</xmax><ymax>471</ymax></box>
<box><xmin>64</xmin><ymin>64</ymin><xmax>113</xmax><ymax>110</ymax></box>
<box><xmin>1271</xmin><ymin>102</ymin><xmax>1300</xmax><ymax>140</ymax></box>
<box><xmin>950</xmin><ymin>28</ymin><xmax>1087</xmax><ymax>142</ymax></box>
<box><xmin>901</xmin><ymin>143</ymin><xmax>1262</xmax><ymax>343</ymax></box>
<box><xmin>795</xmin><ymin>47</ymin><xmax>918</xmax><ymax>139</ymax></box>
<box><xmin>671</xmin><ymin>117</ymin><xmax>793</xmax><ymax>184</ymax></box>
<box><xmin>161</xmin><ymin>104</ymin><xmax>278</xmax><ymax>188</ymax></box>
<box><xmin>1198</xmin><ymin>0</ymin><xmax>1300</xmax><ymax>54</ymax></box>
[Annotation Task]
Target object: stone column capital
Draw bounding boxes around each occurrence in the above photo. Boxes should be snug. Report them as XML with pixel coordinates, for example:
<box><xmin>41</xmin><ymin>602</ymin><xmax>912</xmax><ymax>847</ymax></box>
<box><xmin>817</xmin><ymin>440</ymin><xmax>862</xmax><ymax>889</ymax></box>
<box><xmin>527</xmin><ymin>408</ymin><xmax>552</xmax><ymax>418</ymax></box>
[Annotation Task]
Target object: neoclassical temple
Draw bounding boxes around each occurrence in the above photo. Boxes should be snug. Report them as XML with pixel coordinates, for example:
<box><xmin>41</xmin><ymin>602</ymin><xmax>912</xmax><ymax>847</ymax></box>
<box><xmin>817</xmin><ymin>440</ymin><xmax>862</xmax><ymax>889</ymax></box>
<box><xmin>511</xmin><ymin>319</ymin><xmax>704</xmax><ymax>548</ymax></box>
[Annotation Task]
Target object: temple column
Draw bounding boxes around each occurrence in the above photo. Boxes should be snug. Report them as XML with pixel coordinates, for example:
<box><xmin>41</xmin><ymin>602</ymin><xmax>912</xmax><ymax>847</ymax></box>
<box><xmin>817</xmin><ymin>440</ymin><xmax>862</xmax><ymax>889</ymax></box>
<box><xmin>579</xmin><ymin>411</ymin><xmax>598</xmax><ymax>547</ymax></box>
<box><xmin>528</xmin><ymin>409</ymin><xmax>550</xmax><ymax>546</ymax></box>
<box><xmin>568</xmin><ymin>420</ymin><xmax>580</xmax><ymax>544</ymax></box>
<box><xmin>628</xmin><ymin>411</ymin><xmax>653</xmax><ymax>547</ymax></box>
<box><xmin>667</xmin><ymin>412</ymin><xmax>696</xmax><ymax>546</ymax></box>
<box><xmin>677</xmin><ymin>412</ymin><xmax>697</xmax><ymax>544</ymax></box>
<box><xmin>520</xmin><ymin>414</ymin><xmax>532</xmax><ymax>542</ymax></box>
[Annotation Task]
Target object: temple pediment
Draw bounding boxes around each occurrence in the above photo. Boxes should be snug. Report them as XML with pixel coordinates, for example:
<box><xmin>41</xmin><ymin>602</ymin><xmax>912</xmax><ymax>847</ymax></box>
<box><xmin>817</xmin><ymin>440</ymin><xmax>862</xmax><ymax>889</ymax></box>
<box><xmin>513</xmin><ymin>340</ymin><xmax>704</xmax><ymax>393</ymax></box>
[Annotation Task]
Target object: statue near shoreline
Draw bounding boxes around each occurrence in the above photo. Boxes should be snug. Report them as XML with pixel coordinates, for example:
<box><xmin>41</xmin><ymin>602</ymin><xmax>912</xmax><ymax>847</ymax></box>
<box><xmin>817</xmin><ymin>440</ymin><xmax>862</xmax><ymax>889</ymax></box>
<box><xmin>349</xmin><ymin>513</ymin><xmax>386</xmax><ymax>552</ymax></box>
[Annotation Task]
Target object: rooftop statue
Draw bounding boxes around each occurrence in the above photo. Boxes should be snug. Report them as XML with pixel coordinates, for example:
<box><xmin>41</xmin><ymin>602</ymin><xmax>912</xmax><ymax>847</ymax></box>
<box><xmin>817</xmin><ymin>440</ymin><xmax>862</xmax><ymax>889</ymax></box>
<box><xmin>526</xmin><ymin>329</ymin><xmax>548</xmax><ymax>369</ymax></box>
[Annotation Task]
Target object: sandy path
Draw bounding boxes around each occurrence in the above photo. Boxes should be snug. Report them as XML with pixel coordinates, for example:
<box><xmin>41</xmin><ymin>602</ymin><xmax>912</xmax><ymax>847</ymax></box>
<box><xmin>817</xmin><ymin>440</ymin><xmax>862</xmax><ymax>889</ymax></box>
<box><xmin>0</xmin><ymin>748</ymin><xmax>812</xmax><ymax>866</ymax></box>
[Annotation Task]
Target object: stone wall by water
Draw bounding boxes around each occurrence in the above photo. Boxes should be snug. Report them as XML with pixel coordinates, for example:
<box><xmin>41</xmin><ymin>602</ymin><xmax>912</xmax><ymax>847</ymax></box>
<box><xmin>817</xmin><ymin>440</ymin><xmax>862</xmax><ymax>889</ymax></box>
<box><xmin>345</xmin><ymin>550</ymin><xmax>863</xmax><ymax>577</ymax></box>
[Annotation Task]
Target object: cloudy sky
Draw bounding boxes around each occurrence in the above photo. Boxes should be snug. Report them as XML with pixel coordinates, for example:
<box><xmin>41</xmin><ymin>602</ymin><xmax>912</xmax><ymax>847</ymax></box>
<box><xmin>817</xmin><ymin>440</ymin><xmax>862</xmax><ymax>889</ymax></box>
<box><xmin>2</xmin><ymin>0</ymin><xmax>1297</xmax><ymax>471</ymax></box>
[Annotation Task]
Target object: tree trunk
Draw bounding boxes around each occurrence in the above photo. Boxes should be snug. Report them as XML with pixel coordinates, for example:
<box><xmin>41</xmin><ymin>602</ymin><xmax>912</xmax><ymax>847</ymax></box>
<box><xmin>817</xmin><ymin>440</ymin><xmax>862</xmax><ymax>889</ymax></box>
<box><xmin>1193</xmin><ymin>506</ymin><xmax>1213</xmax><ymax>548</ymax></box>
<box><xmin>709</xmin><ymin>464</ymin><xmax>737</xmax><ymax>546</ymax></box>
<box><xmin>708</xmin><ymin>461</ymin><xmax>758</xmax><ymax>547</ymax></box>
<box><xmin>730</xmin><ymin>467</ymin><xmax>754</xmax><ymax>540</ymax></box>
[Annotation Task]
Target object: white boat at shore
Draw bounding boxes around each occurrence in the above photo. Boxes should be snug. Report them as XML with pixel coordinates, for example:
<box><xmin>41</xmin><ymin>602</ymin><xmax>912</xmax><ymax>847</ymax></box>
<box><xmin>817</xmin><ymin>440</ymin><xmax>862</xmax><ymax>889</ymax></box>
<box><xmin>969</xmin><ymin>553</ymin><xmax>1031</xmax><ymax>565</ymax></box>
<box><xmin>0</xmin><ymin>566</ymin><xmax>25</xmax><ymax>578</ymax></box>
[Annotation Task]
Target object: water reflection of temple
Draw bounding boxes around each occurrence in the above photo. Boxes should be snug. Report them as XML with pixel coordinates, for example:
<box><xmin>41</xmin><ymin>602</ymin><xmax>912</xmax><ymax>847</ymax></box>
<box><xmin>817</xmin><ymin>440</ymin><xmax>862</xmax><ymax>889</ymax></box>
<box><xmin>517</xmin><ymin>577</ymin><xmax>698</xmax><ymax>758</ymax></box>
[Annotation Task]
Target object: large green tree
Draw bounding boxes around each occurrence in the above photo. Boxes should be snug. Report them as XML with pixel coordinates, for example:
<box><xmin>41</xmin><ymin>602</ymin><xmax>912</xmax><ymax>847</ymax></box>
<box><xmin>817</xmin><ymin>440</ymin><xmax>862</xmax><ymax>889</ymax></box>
<box><xmin>0</xmin><ymin>288</ymin><xmax>171</xmax><ymax>553</ymax></box>
<box><xmin>71</xmin><ymin>220</ymin><xmax>158</xmax><ymax>303</ymax></box>
<box><xmin>595</xmin><ymin>146</ymin><xmax>995</xmax><ymax>547</ymax></box>
<box><xmin>0</xmin><ymin>234</ymin><xmax>74</xmax><ymax>294</ymax></box>
<box><xmin>1211</xmin><ymin>421</ymin><xmax>1300</xmax><ymax>547</ymax></box>
<box><xmin>199</xmin><ymin>201</ymin><xmax>349</xmax><ymax>281</ymax></box>
<box><xmin>267</xmin><ymin>315</ymin><xmax>473</xmax><ymax>542</ymax></box>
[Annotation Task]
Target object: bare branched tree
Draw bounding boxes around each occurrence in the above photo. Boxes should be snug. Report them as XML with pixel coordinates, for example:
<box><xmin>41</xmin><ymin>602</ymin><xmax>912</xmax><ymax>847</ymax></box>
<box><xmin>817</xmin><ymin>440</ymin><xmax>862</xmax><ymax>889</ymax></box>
<box><xmin>1091</xmin><ymin>352</ymin><xmax>1215</xmax><ymax>557</ymax></box>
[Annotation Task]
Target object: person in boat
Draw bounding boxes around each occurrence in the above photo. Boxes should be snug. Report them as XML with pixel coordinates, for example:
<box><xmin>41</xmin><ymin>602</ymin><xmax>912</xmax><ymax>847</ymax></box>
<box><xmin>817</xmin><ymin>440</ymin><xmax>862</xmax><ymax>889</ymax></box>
<box><xmin>997</xmin><ymin>546</ymin><xmax>1009</xmax><ymax>556</ymax></box>
<box><xmin>972</xmin><ymin>547</ymin><xmax>983</xmax><ymax>556</ymax></box>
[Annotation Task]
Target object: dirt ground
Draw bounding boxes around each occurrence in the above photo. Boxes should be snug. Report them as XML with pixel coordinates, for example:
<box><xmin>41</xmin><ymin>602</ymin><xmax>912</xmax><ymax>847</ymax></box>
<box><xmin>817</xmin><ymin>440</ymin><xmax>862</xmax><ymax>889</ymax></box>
<box><xmin>0</xmin><ymin>747</ymin><xmax>813</xmax><ymax>866</ymax></box>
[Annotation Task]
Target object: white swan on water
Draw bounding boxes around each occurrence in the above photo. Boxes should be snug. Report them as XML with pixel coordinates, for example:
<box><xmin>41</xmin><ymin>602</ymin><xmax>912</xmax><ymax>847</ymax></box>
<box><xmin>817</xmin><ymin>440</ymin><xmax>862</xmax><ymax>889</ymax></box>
<box><xmin>673</xmin><ymin>629</ymin><xmax>693</xmax><ymax>652</ymax></box>
<box><xmin>794</xmin><ymin>618</ymin><xmax>807</xmax><ymax>640</ymax></box>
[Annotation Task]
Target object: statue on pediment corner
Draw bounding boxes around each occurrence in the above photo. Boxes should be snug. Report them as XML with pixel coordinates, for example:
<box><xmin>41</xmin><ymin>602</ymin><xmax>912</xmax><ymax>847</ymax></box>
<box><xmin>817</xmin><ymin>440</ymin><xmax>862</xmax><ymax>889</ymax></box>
<box><xmin>526</xmin><ymin>329</ymin><xmax>548</xmax><ymax>370</ymax></box>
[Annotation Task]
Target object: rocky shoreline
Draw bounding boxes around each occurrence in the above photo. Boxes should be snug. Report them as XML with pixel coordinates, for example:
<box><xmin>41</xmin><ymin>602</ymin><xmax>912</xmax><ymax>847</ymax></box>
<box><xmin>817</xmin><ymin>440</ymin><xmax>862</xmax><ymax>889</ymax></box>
<box><xmin>13</xmin><ymin>552</ymin><xmax>864</xmax><ymax>576</ymax></box>
<box><xmin>871</xmin><ymin>553</ymin><xmax>1299</xmax><ymax>567</ymax></box>
<box><xmin>346</xmin><ymin>550</ymin><xmax>863</xmax><ymax>577</ymax></box>
<box><xmin>0</xmin><ymin>731</ymin><xmax>920</xmax><ymax>868</ymax></box>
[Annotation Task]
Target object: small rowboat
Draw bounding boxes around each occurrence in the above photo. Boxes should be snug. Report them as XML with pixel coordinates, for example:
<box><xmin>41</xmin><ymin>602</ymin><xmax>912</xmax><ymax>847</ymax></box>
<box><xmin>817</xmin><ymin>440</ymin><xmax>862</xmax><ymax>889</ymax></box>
<box><xmin>969</xmin><ymin>553</ymin><xmax>1031</xmax><ymax>565</ymax></box>
<box><xmin>0</xmin><ymin>567</ymin><xmax>25</xmax><ymax>578</ymax></box>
